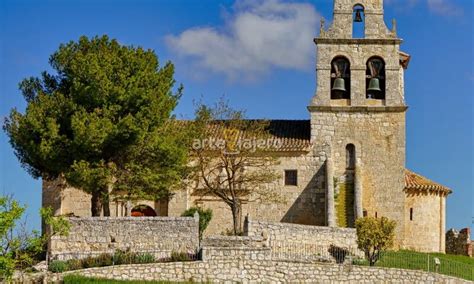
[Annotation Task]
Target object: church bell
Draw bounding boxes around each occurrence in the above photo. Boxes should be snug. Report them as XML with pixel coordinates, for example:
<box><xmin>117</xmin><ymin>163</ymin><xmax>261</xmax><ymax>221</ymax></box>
<box><xmin>367</xmin><ymin>78</ymin><xmax>381</xmax><ymax>92</ymax></box>
<box><xmin>354</xmin><ymin>9</ymin><xmax>363</xmax><ymax>23</ymax></box>
<box><xmin>332</xmin><ymin>78</ymin><xmax>346</xmax><ymax>92</ymax></box>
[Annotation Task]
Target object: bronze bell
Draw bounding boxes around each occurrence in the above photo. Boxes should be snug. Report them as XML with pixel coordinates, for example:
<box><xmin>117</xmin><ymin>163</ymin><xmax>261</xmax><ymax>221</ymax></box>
<box><xmin>368</xmin><ymin>78</ymin><xmax>381</xmax><ymax>92</ymax></box>
<box><xmin>354</xmin><ymin>9</ymin><xmax>363</xmax><ymax>22</ymax></box>
<box><xmin>332</xmin><ymin>78</ymin><xmax>346</xmax><ymax>92</ymax></box>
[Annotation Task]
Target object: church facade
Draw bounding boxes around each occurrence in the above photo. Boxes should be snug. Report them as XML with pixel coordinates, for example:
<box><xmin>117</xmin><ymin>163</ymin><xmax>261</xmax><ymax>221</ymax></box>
<box><xmin>43</xmin><ymin>0</ymin><xmax>451</xmax><ymax>253</ymax></box>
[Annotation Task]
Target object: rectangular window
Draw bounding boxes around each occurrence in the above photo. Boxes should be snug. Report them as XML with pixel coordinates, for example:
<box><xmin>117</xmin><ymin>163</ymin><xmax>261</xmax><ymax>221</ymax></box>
<box><xmin>410</xmin><ymin>208</ymin><xmax>413</xmax><ymax>221</ymax></box>
<box><xmin>284</xmin><ymin>170</ymin><xmax>298</xmax><ymax>186</ymax></box>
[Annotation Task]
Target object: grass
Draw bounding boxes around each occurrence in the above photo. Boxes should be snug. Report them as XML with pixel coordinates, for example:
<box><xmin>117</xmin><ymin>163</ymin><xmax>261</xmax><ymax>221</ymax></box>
<box><xmin>354</xmin><ymin>250</ymin><xmax>474</xmax><ymax>281</ymax></box>
<box><xmin>63</xmin><ymin>274</ymin><xmax>198</xmax><ymax>284</ymax></box>
<box><xmin>335</xmin><ymin>182</ymin><xmax>354</xmax><ymax>228</ymax></box>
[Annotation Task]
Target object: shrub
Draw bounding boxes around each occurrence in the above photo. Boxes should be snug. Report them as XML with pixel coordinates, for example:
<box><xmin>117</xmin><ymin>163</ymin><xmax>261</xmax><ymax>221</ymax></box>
<box><xmin>170</xmin><ymin>251</ymin><xmax>193</xmax><ymax>262</ymax></box>
<box><xmin>66</xmin><ymin>258</ymin><xmax>82</xmax><ymax>270</ymax></box>
<box><xmin>113</xmin><ymin>250</ymin><xmax>135</xmax><ymax>265</ymax></box>
<box><xmin>48</xmin><ymin>260</ymin><xmax>68</xmax><ymax>273</ymax></box>
<box><xmin>181</xmin><ymin>207</ymin><xmax>212</xmax><ymax>239</ymax></box>
<box><xmin>355</xmin><ymin>216</ymin><xmax>396</xmax><ymax>266</ymax></box>
<box><xmin>134</xmin><ymin>253</ymin><xmax>155</xmax><ymax>264</ymax></box>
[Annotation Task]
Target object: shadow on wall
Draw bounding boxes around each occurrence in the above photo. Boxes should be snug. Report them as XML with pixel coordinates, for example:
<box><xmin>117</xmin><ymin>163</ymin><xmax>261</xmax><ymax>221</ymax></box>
<box><xmin>281</xmin><ymin>165</ymin><xmax>325</xmax><ymax>226</ymax></box>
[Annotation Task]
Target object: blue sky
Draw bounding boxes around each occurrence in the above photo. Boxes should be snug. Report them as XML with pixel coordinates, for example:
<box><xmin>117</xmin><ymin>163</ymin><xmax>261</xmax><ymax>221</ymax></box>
<box><xmin>0</xmin><ymin>0</ymin><xmax>472</xmax><ymax>232</ymax></box>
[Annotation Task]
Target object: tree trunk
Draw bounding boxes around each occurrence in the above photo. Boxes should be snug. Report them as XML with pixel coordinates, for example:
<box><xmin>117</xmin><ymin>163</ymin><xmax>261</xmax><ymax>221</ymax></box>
<box><xmin>231</xmin><ymin>202</ymin><xmax>242</xmax><ymax>235</ymax></box>
<box><xmin>102</xmin><ymin>195</ymin><xmax>111</xmax><ymax>217</ymax></box>
<box><xmin>91</xmin><ymin>191</ymin><xmax>103</xmax><ymax>216</ymax></box>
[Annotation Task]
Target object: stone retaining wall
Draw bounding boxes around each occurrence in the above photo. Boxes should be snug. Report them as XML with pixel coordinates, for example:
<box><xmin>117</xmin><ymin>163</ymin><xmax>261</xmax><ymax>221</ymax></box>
<box><xmin>245</xmin><ymin>219</ymin><xmax>360</xmax><ymax>251</ymax></box>
<box><xmin>49</xmin><ymin>216</ymin><xmax>199</xmax><ymax>260</ymax></box>
<box><xmin>49</xmin><ymin>261</ymin><xmax>468</xmax><ymax>283</ymax></box>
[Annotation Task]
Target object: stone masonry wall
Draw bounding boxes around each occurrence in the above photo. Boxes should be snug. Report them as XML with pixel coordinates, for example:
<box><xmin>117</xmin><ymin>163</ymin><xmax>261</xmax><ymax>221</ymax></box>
<box><xmin>446</xmin><ymin>228</ymin><xmax>473</xmax><ymax>257</ymax></box>
<box><xmin>245</xmin><ymin>219</ymin><xmax>361</xmax><ymax>258</ymax></box>
<box><xmin>181</xmin><ymin>153</ymin><xmax>327</xmax><ymax>236</ymax></box>
<box><xmin>404</xmin><ymin>191</ymin><xmax>444</xmax><ymax>252</ymax></box>
<box><xmin>49</xmin><ymin>216</ymin><xmax>199</xmax><ymax>260</ymax></box>
<box><xmin>310</xmin><ymin>110</ymin><xmax>406</xmax><ymax>248</ymax></box>
<box><xmin>49</xmin><ymin>260</ymin><xmax>467</xmax><ymax>283</ymax></box>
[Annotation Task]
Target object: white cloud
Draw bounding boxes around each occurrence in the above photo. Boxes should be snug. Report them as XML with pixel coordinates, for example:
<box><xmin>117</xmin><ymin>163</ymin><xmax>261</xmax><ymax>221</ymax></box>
<box><xmin>386</xmin><ymin>0</ymin><xmax>463</xmax><ymax>16</ymax></box>
<box><xmin>426</xmin><ymin>0</ymin><xmax>463</xmax><ymax>16</ymax></box>
<box><xmin>165</xmin><ymin>0</ymin><xmax>320</xmax><ymax>81</ymax></box>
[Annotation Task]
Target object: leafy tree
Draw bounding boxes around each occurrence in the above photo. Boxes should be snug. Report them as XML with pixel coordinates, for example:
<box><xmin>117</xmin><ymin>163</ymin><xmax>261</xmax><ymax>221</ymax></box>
<box><xmin>0</xmin><ymin>196</ymin><xmax>69</xmax><ymax>280</ymax></box>
<box><xmin>4</xmin><ymin>35</ymin><xmax>187</xmax><ymax>216</ymax></box>
<box><xmin>181</xmin><ymin>207</ymin><xmax>213</xmax><ymax>239</ymax></box>
<box><xmin>0</xmin><ymin>195</ymin><xmax>24</xmax><ymax>279</ymax></box>
<box><xmin>355</xmin><ymin>216</ymin><xmax>396</xmax><ymax>266</ymax></box>
<box><xmin>190</xmin><ymin>100</ymin><xmax>283</xmax><ymax>235</ymax></box>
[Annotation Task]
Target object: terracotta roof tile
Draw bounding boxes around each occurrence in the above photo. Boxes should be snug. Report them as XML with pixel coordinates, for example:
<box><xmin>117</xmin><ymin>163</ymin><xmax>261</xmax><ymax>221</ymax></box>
<box><xmin>404</xmin><ymin>169</ymin><xmax>452</xmax><ymax>195</ymax></box>
<box><xmin>177</xmin><ymin>119</ymin><xmax>311</xmax><ymax>152</ymax></box>
<box><xmin>203</xmin><ymin>120</ymin><xmax>312</xmax><ymax>152</ymax></box>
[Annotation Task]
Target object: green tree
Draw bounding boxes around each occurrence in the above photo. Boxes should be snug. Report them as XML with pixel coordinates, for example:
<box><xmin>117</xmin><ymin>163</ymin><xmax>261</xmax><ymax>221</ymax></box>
<box><xmin>190</xmin><ymin>100</ymin><xmax>284</xmax><ymax>235</ymax></box>
<box><xmin>355</xmin><ymin>216</ymin><xmax>396</xmax><ymax>266</ymax></box>
<box><xmin>4</xmin><ymin>35</ymin><xmax>187</xmax><ymax>216</ymax></box>
<box><xmin>0</xmin><ymin>195</ymin><xmax>70</xmax><ymax>281</ymax></box>
<box><xmin>181</xmin><ymin>207</ymin><xmax>213</xmax><ymax>239</ymax></box>
<box><xmin>0</xmin><ymin>195</ymin><xmax>24</xmax><ymax>279</ymax></box>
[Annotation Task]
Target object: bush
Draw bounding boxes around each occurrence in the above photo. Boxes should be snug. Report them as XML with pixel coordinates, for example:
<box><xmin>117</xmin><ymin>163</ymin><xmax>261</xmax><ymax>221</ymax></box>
<box><xmin>181</xmin><ymin>207</ymin><xmax>212</xmax><ymax>239</ymax></box>
<box><xmin>135</xmin><ymin>253</ymin><xmax>155</xmax><ymax>264</ymax></box>
<box><xmin>113</xmin><ymin>250</ymin><xmax>135</xmax><ymax>265</ymax></box>
<box><xmin>170</xmin><ymin>251</ymin><xmax>193</xmax><ymax>262</ymax></box>
<box><xmin>48</xmin><ymin>260</ymin><xmax>68</xmax><ymax>273</ymax></box>
<box><xmin>355</xmin><ymin>216</ymin><xmax>396</xmax><ymax>266</ymax></box>
<box><xmin>65</xmin><ymin>259</ymin><xmax>82</xmax><ymax>270</ymax></box>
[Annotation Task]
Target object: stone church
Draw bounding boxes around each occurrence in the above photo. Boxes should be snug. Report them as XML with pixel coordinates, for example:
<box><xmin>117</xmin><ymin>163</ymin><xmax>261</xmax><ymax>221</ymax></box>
<box><xmin>43</xmin><ymin>0</ymin><xmax>451</xmax><ymax>253</ymax></box>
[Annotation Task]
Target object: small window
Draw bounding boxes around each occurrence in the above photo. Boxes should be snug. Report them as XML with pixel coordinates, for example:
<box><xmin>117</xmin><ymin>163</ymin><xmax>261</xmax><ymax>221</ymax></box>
<box><xmin>375</xmin><ymin>212</ymin><xmax>378</xmax><ymax>218</ymax></box>
<box><xmin>363</xmin><ymin>210</ymin><xmax>368</xmax><ymax>217</ymax></box>
<box><xmin>346</xmin><ymin>144</ymin><xmax>356</xmax><ymax>170</ymax></box>
<box><xmin>410</xmin><ymin>208</ymin><xmax>413</xmax><ymax>221</ymax></box>
<box><xmin>284</xmin><ymin>170</ymin><xmax>298</xmax><ymax>186</ymax></box>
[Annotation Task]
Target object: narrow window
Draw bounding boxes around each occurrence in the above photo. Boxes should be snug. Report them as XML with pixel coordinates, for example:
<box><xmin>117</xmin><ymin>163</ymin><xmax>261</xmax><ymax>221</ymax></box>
<box><xmin>410</xmin><ymin>208</ymin><xmax>413</xmax><ymax>221</ymax></box>
<box><xmin>366</xmin><ymin>57</ymin><xmax>386</xmax><ymax>100</ymax></box>
<box><xmin>375</xmin><ymin>212</ymin><xmax>378</xmax><ymax>218</ymax></box>
<box><xmin>331</xmin><ymin>56</ymin><xmax>351</xmax><ymax>100</ymax></box>
<box><xmin>284</xmin><ymin>170</ymin><xmax>298</xmax><ymax>186</ymax></box>
<box><xmin>346</xmin><ymin>144</ymin><xmax>356</xmax><ymax>170</ymax></box>
<box><xmin>352</xmin><ymin>4</ymin><xmax>365</xmax><ymax>38</ymax></box>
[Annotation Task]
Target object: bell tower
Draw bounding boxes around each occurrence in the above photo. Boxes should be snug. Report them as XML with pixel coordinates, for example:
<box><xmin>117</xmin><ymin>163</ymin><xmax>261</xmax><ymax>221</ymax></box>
<box><xmin>309</xmin><ymin>0</ymin><xmax>409</xmax><ymax>247</ymax></box>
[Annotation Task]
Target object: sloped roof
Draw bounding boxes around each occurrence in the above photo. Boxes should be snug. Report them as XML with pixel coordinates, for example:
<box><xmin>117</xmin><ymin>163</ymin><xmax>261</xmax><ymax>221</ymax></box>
<box><xmin>404</xmin><ymin>169</ymin><xmax>452</xmax><ymax>195</ymax></box>
<box><xmin>183</xmin><ymin>119</ymin><xmax>452</xmax><ymax>194</ymax></box>
<box><xmin>399</xmin><ymin>51</ymin><xmax>411</xmax><ymax>69</ymax></box>
<box><xmin>202</xmin><ymin>119</ymin><xmax>312</xmax><ymax>152</ymax></box>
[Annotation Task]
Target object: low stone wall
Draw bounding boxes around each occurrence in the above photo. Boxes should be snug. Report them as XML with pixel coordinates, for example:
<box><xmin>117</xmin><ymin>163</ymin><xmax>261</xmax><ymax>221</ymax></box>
<box><xmin>201</xmin><ymin>235</ymin><xmax>271</xmax><ymax>261</ymax></box>
<box><xmin>49</xmin><ymin>260</ymin><xmax>468</xmax><ymax>283</ymax></box>
<box><xmin>49</xmin><ymin>216</ymin><xmax>199</xmax><ymax>260</ymax></box>
<box><xmin>446</xmin><ymin>228</ymin><xmax>473</xmax><ymax>257</ymax></box>
<box><xmin>244</xmin><ymin>218</ymin><xmax>361</xmax><ymax>258</ymax></box>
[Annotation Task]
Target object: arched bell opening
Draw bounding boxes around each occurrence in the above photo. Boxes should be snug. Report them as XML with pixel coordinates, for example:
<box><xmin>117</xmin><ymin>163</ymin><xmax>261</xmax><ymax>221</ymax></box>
<box><xmin>353</xmin><ymin>4</ymin><xmax>365</xmax><ymax>38</ymax></box>
<box><xmin>366</xmin><ymin>56</ymin><xmax>386</xmax><ymax>100</ymax></box>
<box><xmin>131</xmin><ymin>204</ymin><xmax>157</xmax><ymax>217</ymax></box>
<box><xmin>331</xmin><ymin>56</ymin><xmax>351</xmax><ymax>100</ymax></box>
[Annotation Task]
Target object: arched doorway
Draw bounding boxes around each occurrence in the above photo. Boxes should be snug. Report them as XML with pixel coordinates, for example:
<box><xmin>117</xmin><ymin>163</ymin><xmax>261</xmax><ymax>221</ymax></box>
<box><xmin>131</xmin><ymin>205</ymin><xmax>157</xmax><ymax>217</ymax></box>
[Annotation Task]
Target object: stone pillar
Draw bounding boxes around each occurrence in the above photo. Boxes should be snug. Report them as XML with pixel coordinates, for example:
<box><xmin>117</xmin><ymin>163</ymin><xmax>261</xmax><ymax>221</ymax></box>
<box><xmin>440</xmin><ymin>196</ymin><xmax>446</xmax><ymax>253</ymax></box>
<box><xmin>126</xmin><ymin>200</ymin><xmax>132</xmax><ymax>217</ymax></box>
<box><xmin>326</xmin><ymin>158</ymin><xmax>336</xmax><ymax>227</ymax></box>
<box><xmin>354</xmin><ymin>159</ymin><xmax>363</xmax><ymax>219</ymax></box>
